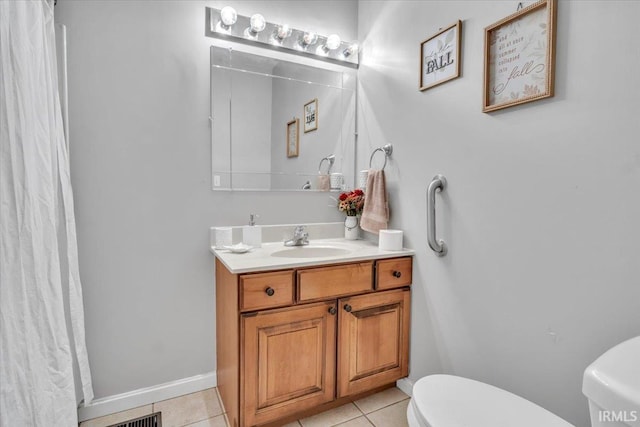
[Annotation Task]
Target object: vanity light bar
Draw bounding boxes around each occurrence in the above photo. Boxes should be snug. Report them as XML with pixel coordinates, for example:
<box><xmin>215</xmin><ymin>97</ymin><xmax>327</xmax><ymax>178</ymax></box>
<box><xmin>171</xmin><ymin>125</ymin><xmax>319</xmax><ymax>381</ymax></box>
<box><xmin>205</xmin><ymin>7</ymin><xmax>359</xmax><ymax>67</ymax></box>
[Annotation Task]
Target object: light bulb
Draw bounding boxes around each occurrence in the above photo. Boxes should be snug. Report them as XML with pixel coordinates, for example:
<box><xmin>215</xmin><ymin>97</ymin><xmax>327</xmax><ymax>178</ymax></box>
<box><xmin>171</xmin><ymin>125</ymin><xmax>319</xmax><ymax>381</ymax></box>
<box><xmin>301</xmin><ymin>31</ymin><xmax>318</xmax><ymax>46</ymax></box>
<box><xmin>343</xmin><ymin>43</ymin><xmax>358</xmax><ymax>57</ymax></box>
<box><xmin>326</xmin><ymin>34</ymin><xmax>341</xmax><ymax>50</ymax></box>
<box><xmin>220</xmin><ymin>6</ymin><xmax>237</xmax><ymax>27</ymax></box>
<box><xmin>275</xmin><ymin>24</ymin><xmax>291</xmax><ymax>40</ymax></box>
<box><xmin>249</xmin><ymin>14</ymin><xmax>266</xmax><ymax>33</ymax></box>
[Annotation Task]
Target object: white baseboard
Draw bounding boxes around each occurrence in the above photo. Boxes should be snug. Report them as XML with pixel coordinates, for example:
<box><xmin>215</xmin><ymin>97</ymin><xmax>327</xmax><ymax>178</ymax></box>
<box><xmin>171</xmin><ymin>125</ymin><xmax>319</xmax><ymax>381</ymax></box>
<box><xmin>78</xmin><ymin>372</ymin><xmax>217</xmax><ymax>422</ymax></box>
<box><xmin>396</xmin><ymin>377</ymin><xmax>414</xmax><ymax>397</ymax></box>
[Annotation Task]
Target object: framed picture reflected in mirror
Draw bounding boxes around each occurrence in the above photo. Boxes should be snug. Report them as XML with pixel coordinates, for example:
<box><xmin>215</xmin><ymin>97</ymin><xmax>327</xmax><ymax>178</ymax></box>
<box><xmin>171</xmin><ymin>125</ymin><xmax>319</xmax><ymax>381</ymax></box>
<box><xmin>304</xmin><ymin>98</ymin><xmax>318</xmax><ymax>133</ymax></box>
<box><xmin>287</xmin><ymin>118</ymin><xmax>299</xmax><ymax>158</ymax></box>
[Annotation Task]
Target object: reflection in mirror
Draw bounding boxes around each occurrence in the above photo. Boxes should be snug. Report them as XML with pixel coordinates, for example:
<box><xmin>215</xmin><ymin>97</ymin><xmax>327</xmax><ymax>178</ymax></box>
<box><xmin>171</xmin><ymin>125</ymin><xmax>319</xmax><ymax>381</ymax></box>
<box><xmin>210</xmin><ymin>46</ymin><xmax>356</xmax><ymax>191</ymax></box>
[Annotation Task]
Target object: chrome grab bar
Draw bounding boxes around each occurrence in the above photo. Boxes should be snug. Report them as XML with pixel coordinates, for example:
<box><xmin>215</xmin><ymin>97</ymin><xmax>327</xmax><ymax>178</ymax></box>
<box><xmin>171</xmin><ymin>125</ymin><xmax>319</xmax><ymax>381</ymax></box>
<box><xmin>427</xmin><ymin>175</ymin><xmax>447</xmax><ymax>256</ymax></box>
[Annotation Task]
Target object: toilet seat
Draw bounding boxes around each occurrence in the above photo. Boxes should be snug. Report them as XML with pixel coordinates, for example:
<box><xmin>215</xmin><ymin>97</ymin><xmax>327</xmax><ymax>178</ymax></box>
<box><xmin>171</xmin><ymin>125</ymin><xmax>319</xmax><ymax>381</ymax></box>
<box><xmin>408</xmin><ymin>375</ymin><xmax>574</xmax><ymax>427</ymax></box>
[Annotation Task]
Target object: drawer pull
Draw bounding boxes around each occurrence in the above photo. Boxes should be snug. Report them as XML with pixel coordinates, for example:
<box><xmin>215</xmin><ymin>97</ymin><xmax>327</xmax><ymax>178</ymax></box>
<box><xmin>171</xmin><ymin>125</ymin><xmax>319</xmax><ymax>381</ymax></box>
<box><xmin>328</xmin><ymin>306</ymin><xmax>337</xmax><ymax>315</ymax></box>
<box><xmin>265</xmin><ymin>287</ymin><xmax>275</xmax><ymax>296</ymax></box>
<box><xmin>392</xmin><ymin>271</ymin><xmax>402</xmax><ymax>278</ymax></box>
<box><xmin>343</xmin><ymin>304</ymin><xmax>352</xmax><ymax>313</ymax></box>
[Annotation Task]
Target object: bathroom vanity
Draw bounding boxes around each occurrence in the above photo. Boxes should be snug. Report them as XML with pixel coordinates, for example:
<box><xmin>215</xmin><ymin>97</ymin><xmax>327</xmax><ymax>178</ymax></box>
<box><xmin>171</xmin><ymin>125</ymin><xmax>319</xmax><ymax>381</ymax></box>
<box><xmin>212</xmin><ymin>238</ymin><xmax>413</xmax><ymax>427</ymax></box>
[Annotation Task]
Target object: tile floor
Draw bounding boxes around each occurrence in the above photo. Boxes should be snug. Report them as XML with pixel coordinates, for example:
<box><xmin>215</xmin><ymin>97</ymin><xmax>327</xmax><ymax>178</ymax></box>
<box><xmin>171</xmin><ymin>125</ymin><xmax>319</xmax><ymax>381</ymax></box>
<box><xmin>79</xmin><ymin>386</ymin><xmax>409</xmax><ymax>427</ymax></box>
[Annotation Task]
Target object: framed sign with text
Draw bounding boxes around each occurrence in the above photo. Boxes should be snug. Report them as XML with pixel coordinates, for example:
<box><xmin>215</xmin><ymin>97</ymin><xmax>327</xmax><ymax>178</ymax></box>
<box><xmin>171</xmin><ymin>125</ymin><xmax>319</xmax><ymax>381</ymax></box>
<box><xmin>303</xmin><ymin>98</ymin><xmax>318</xmax><ymax>133</ymax></box>
<box><xmin>420</xmin><ymin>21</ymin><xmax>462</xmax><ymax>91</ymax></box>
<box><xmin>483</xmin><ymin>0</ymin><xmax>557</xmax><ymax>112</ymax></box>
<box><xmin>286</xmin><ymin>118</ymin><xmax>299</xmax><ymax>158</ymax></box>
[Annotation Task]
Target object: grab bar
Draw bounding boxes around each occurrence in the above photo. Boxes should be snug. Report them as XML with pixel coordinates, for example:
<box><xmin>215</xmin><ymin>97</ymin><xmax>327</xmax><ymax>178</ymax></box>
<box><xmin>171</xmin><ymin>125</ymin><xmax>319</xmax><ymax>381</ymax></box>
<box><xmin>427</xmin><ymin>174</ymin><xmax>447</xmax><ymax>256</ymax></box>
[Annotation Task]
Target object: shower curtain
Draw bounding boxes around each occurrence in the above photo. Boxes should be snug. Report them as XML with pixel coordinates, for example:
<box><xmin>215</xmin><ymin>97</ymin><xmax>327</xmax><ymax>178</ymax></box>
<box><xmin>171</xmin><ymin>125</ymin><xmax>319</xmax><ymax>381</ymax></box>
<box><xmin>0</xmin><ymin>0</ymin><xmax>94</xmax><ymax>425</ymax></box>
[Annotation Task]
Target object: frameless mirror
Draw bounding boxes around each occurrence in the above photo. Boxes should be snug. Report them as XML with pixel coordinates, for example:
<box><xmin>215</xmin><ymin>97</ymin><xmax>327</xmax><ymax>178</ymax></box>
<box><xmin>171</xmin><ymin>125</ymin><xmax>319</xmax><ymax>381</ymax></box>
<box><xmin>210</xmin><ymin>46</ymin><xmax>356</xmax><ymax>191</ymax></box>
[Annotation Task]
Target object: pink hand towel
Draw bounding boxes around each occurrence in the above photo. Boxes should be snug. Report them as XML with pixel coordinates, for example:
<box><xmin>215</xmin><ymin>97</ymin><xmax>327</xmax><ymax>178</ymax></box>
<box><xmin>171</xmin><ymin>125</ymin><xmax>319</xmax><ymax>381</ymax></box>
<box><xmin>360</xmin><ymin>169</ymin><xmax>389</xmax><ymax>234</ymax></box>
<box><xmin>316</xmin><ymin>174</ymin><xmax>330</xmax><ymax>191</ymax></box>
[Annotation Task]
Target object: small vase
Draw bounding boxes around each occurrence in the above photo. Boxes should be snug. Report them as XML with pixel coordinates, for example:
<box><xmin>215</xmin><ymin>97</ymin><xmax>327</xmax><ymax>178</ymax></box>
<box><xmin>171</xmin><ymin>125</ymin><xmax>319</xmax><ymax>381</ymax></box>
<box><xmin>344</xmin><ymin>215</ymin><xmax>359</xmax><ymax>240</ymax></box>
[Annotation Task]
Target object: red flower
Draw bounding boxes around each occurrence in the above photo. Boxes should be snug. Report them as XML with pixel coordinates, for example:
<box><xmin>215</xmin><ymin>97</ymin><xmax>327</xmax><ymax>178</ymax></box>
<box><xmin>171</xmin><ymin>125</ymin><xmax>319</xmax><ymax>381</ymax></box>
<box><xmin>337</xmin><ymin>189</ymin><xmax>365</xmax><ymax>216</ymax></box>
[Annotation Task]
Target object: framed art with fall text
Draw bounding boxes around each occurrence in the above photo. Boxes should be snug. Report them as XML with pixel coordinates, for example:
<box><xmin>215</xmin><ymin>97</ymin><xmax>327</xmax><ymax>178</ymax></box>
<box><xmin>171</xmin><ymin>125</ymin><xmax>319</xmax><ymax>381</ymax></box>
<box><xmin>420</xmin><ymin>21</ymin><xmax>462</xmax><ymax>91</ymax></box>
<box><xmin>483</xmin><ymin>0</ymin><xmax>557</xmax><ymax>112</ymax></box>
<box><xmin>303</xmin><ymin>98</ymin><xmax>318</xmax><ymax>133</ymax></box>
<box><xmin>286</xmin><ymin>118</ymin><xmax>299</xmax><ymax>158</ymax></box>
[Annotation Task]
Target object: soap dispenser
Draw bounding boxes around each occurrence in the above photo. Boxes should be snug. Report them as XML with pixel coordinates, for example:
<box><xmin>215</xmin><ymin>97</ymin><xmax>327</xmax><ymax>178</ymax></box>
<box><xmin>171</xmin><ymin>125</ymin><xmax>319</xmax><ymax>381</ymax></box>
<box><xmin>242</xmin><ymin>214</ymin><xmax>262</xmax><ymax>248</ymax></box>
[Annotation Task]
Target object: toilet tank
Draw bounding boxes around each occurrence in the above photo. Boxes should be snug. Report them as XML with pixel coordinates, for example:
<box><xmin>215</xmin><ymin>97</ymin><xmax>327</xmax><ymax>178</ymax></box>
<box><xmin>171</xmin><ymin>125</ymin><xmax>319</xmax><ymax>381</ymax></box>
<box><xmin>583</xmin><ymin>336</ymin><xmax>640</xmax><ymax>427</ymax></box>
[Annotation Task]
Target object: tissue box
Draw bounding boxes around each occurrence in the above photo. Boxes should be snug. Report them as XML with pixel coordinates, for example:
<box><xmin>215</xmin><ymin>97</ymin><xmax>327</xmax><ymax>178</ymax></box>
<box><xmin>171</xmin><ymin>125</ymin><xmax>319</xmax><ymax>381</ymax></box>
<box><xmin>379</xmin><ymin>229</ymin><xmax>403</xmax><ymax>251</ymax></box>
<box><xmin>214</xmin><ymin>227</ymin><xmax>232</xmax><ymax>248</ymax></box>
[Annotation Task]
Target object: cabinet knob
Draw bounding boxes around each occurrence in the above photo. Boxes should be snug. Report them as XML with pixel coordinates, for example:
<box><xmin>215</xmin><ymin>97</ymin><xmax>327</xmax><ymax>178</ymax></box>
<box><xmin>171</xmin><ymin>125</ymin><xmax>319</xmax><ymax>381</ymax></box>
<box><xmin>328</xmin><ymin>306</ymin><xmax>337</xmax><ymax>315</ymax></box>
<box><xmin>265</xmin><ymin>287</ymin><xmax>275</xmax><ymax>296</ymax></box>
<box><xmin>343</xmin><ymin>304</ymin><xmax>352</xmax><ymax>313</ymax></box>
<box><xmin>392</xmin><ymin>270</ymin><xmax>402</xmax><ymax>278</ymax></box>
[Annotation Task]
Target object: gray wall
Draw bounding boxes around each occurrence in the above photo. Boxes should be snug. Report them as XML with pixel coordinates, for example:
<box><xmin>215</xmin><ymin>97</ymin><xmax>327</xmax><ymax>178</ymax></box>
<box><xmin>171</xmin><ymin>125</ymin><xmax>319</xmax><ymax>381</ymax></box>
<box><xmin>357</xmin><ymin>1</ymin><xmax>640</xmax><ymax>426</ymax></box>
<box><xmin>54</xmin><ymin>0</ymin><xmax>356</xmax><ymax>399</ymax></box>
<box><xmin>56</xmin><ymin>1</ymin><xmax>640</xmax><ymax>424</ymax></box>
<box><xmin>231</xmin><ymin>71</ymin><xmax>272</xmax><ymax>190</ymax></box>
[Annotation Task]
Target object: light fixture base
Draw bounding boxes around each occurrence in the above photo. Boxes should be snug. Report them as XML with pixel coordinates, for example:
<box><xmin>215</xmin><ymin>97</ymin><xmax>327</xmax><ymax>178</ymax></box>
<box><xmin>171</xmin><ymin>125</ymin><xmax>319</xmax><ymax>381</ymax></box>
<box><xmin>205</xmin><ymin>7</ymin><xmax>359</xmax><ymax>68</ymax></box>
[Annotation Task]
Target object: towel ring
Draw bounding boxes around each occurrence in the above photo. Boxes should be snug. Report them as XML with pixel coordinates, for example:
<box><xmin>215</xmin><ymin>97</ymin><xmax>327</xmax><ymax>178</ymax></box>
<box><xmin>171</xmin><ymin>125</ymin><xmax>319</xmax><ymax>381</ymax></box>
<box><xmin>318</xmin><ymin>154</ymin><xmax>336</xmax><ymax>174</ymax></box>
<box><xmin>369</xmin><ymin>144</ymin><xmax>393</xmax><ymax>170</ymax></box>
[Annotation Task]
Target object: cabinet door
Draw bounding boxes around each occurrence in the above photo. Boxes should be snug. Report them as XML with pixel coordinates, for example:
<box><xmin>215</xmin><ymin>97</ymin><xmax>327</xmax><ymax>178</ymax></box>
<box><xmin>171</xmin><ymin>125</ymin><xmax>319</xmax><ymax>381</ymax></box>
<box><xmin>242</xmin><ymin>301</ymin><xmax>337</xmax><ymax>426</ymax></box>
<box><xmin>337</xmin><ymin>289</ymin><xmax>410</xmax><ymax>397</ymax></box>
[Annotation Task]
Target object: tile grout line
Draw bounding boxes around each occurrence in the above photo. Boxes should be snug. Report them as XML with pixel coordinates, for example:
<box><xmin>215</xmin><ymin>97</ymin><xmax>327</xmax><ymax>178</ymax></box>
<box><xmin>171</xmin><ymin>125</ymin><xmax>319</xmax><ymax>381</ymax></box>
<box><xmin>180</xmin><ymin>413</ymin><xmax>228</xmax><ymax>427</ymax></box>
<box><xmin>206</xmin><ymin>389</ymin><xmax>409</xmax><ymax>427</ymax></box>
<box><xmin>363</xmin><ymin>413</ymin><xmax>374</xmax><ymax>426</ymax></box>
<box><xmin>300</xmin><ymin>393</ymin><xmax>411</xmax><ymax>427</ymax></box>
<box><xmin>363</xmin><ymin>397</ymin><xmax>412</xmax><ymax>427</ymax></box>
<box><xmin>302</xmin><ymin>402</ymin><xmax>364</xmax><ymax>427</ymax></box>
<box><xmin>358</xmin><ymin>396</ymin><xmax>411</xmax><ymax>416</ymax></box>
<box><xmin>213</xmin><ymin>387</ymin><xmax>230</xmax><ymax>427</ymax></box>
<box><xmin>338</xmin><ymin>402</ymin><xmax>365</xmax><ymax>426</ymax></box>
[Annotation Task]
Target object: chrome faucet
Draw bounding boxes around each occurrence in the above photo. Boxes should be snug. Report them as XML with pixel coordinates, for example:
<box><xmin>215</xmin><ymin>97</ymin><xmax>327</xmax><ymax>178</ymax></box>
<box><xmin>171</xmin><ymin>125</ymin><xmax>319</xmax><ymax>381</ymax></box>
<box><xmin>284</xmin><ymin>226</ymin><xmax>309</xmax><ymax>247</ymax></box>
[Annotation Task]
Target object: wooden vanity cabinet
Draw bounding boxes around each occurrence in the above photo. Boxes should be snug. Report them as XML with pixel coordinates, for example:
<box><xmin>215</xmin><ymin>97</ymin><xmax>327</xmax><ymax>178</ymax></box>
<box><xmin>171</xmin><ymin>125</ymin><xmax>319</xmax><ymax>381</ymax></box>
<box><xmin>240</xmin><ymin>270</ymin><xmax>294</xmax><ymax>312</ymax></box>
<box><xmin>215</xmin><ymin>256</ymin><xmax>412</xmax><ymax>427</ymax></box>
<box><xmin>337</xmin><ymin>289</ymin><xmax>410</xmax><ymax>397</ymax></box>
<box><xmin>375</xmin><ymin>257</ymin><xmax>412</xmax><ymax>290</ymax></box>
<box><xmin>297</xmin><ymin>262</ymin><xmax>373</xmax><ymax>302</ymax></box>
<box><xmin>242</xmin><ymin>301</ymin><xmax>337</xmax><ymax>426</ymax></box>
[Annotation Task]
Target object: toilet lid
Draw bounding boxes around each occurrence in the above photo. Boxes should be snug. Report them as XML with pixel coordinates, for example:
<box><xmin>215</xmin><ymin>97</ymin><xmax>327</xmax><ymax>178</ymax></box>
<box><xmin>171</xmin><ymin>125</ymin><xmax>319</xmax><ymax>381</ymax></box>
<box><xmin>412</xmin><ymin>375</ymin><xmax>574</xmax><ymax>427</ymax></box>
<box><xmin>583</xmin><ymin>336</ymin><xmax>640</xmax><ymax>414</ymax></box>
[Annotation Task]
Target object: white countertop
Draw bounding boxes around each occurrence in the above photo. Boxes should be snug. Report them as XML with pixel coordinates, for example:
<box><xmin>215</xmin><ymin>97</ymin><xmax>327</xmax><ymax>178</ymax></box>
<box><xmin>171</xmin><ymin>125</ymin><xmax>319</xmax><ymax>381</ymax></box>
<box><xmin>211</xmin><ymin>238</ymin><xmax>415</xmax><ymax>274</ymax></box>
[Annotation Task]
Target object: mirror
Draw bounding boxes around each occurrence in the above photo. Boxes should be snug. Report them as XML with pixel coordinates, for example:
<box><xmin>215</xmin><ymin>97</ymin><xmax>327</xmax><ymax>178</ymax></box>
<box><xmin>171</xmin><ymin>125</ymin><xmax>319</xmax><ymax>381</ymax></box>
<box><xmin>210</xmin><ymin>46</ymin><xmax>356</xmax><ymax>191</ymax></box>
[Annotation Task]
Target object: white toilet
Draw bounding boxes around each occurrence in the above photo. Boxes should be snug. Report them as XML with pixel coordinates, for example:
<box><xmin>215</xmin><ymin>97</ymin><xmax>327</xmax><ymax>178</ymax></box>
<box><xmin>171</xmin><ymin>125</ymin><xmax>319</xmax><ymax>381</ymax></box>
<box><xmin>407</xmin><ymin>374</ymin><xmax>574</xmax><ymax>427</ymax></box>
<box><xmin>583</xmin><ymin>336</ymin><xmax>640</xmax><ymax>427</ymax></box>
<box><xmin>407</xmin><ymin>336</ymin><xmax>640</xmax><ymax>427</ymax></box>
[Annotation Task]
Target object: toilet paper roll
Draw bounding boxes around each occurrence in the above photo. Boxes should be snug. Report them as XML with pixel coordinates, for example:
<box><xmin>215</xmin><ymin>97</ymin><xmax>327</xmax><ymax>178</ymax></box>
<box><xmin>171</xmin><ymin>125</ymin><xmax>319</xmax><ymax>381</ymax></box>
<box><xmin>215</xmin><ymin>227</ymin><xmax>232</xmax><ymax>248</ymax></box>
<box><xmin>379</xmin><ymin>229</ymin><xmax>403</xmax><ymax>251</ymax></box>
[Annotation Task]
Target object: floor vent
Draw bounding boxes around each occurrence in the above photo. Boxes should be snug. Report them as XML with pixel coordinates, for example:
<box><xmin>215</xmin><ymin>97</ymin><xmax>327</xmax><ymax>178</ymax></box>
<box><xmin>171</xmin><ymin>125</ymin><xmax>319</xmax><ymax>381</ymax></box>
<box><xmin>107</xmin><ymin>412</ymin><xmax>161</xmax><ymax>427</ymax></box>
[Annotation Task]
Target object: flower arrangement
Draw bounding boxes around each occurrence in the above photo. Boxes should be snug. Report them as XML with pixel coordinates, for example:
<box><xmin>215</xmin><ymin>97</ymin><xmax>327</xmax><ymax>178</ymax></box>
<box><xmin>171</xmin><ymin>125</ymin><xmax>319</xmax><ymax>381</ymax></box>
<box><xmin>338</xmin><ymin>189</ymin><xmax>365</xmax><ymax>216</ymax></box>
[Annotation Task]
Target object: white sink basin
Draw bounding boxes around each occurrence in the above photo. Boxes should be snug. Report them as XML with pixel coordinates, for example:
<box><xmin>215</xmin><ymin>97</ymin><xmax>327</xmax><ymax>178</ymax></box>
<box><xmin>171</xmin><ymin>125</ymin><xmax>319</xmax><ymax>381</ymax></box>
<box><xmin>271</xmin><ymin>246</ymin><xmax>352</xmax><ymax>258</ymax></box>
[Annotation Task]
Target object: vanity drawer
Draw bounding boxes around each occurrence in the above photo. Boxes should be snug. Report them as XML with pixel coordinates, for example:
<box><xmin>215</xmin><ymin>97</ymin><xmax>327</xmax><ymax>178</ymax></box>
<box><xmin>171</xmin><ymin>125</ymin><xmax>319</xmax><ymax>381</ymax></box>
<box><xmin>376</xmin><ymin>257</ymin><xmax>412</xmax><ymax>290</ymax></box>
<box><xmin>240</xmin><ymin>270</ymin><xmax>294</xmax><ymax>312</ymax></box>
<box><xmin>297</xmin><ymin>262</ymin><xmax>373</xmax><ymax>302</ymax></box>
